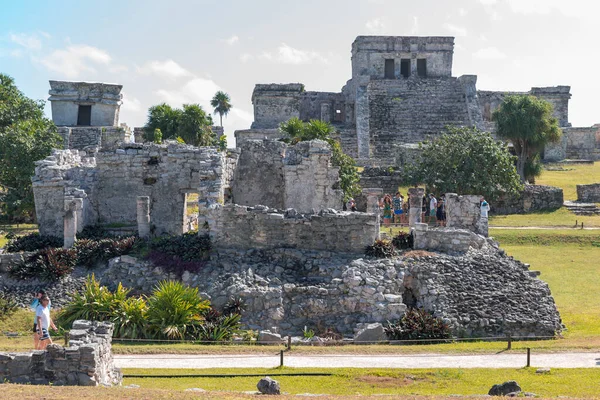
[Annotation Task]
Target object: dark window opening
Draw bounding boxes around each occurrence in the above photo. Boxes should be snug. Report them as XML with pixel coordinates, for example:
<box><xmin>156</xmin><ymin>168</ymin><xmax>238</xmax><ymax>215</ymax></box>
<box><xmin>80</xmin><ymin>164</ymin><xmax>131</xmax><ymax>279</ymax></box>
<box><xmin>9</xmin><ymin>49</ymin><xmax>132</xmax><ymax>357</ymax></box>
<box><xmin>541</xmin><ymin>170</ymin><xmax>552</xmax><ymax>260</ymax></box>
<box><xmin>384</xmin><ymin>59</ymin><xmax>395</xmax><ymax>79</ymax></box>
<box><xmin>400</xmin><ymin>59</ymin><xmax>411</xmax><ymax>78</ymax></box>
<box><xmin>77</xmin><ymin>105</ymin><xmax>92</xmax><ymax>126</ymax></box>
<box><xmin>417</xmin><ymin>59</ymin><xmax>427</xmax><ymax>78</ymax></box>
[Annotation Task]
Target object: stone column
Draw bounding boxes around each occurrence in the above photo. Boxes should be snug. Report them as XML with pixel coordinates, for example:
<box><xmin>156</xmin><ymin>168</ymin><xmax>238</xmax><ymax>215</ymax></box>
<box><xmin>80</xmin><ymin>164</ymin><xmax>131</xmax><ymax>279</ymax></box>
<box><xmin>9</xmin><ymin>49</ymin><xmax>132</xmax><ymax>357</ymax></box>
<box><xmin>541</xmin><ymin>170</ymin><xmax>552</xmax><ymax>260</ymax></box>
<box><xmin>136</xmin><ymin>196</ymin><xmax>151</xmax><ymax>239</ymax></box>
<box><xmin>320</xmin><ymin>103</ymin><xmax>331</xmax><ymax>123</ymax></box>
<box><xmin>73</xmin><ymin>198</ymin><xmax>84</xmax><ymax>233</ymax></box>
<box><xmin>408</xmin><ymin>187</ymin><xmax>424</xmax><ymax>227</ymax></box>
<box><xmin>362</xmin><ymin>188</ymin><xmax>383</xmax><ymax>238</ymax></box>
<box><xmin>63</xmin><ymin>197</ymin><xmax>77</xmax><ymax>249</ymax></box>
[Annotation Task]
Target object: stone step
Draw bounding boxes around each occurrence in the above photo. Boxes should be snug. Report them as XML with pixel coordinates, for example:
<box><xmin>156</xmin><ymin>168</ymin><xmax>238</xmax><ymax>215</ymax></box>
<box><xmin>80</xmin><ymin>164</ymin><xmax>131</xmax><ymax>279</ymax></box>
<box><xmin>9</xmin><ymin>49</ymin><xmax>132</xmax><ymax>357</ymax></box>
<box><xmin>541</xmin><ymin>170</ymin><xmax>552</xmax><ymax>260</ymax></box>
<box><xmin>563</xmin><ymin>201</ymin><xmax>600</xmax><ymax>215</ymax></box>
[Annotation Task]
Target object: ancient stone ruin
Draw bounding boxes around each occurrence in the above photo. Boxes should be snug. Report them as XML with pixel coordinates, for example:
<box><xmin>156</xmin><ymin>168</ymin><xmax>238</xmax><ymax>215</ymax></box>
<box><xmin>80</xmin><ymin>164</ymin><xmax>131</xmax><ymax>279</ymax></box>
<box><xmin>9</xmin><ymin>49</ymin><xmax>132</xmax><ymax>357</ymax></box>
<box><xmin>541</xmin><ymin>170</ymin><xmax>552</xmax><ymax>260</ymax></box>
<box><xmin>236</xmin><ymin>36</ymin><xmax>599</xmax><ymax>165</ymax></box>
<box><xmin>9</xmin><ymin>36</ymin><xmax>572</xmax><ymax>339</ymax></box>
<box><xmin>0</xmin><ymin>320</ymin><xmax>121</xmax><ymax>386</ymax></box>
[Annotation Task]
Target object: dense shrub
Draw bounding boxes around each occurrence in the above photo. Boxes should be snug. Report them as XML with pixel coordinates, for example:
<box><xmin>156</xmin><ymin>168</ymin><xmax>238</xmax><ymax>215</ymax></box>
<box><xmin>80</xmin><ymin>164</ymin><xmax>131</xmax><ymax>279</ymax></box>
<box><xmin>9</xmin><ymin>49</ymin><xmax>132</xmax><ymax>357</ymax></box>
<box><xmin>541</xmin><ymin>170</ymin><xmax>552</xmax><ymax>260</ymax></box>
<box><xmin>365</xmin><ymin>240</ymin><xmax>395</xmax><ymax>258</ymax></box>
<box><xmin>5</xmin><ymin>233</ymin><xmax>62</xmax><ymax>252</ymax></box>
<box><xmin>75</xmin><ymin>236</ymin><xmax>137</xmax><ymax>268</ymax></box>
<box><xmin>78</xmin><ymin>225</ymin><xmax>113</xmax><ymax>240</ymax></box>
<box><xmin>392</xmin><ymin>232</ymin><xmax>414</xmax><ymax>250</ymax></box>
<box><xmin>57</xmin><ymin>276</ymin><xmax>243</xmax><ymax>341</ymax></box>
<box><xmin>385</xmin><ymin>308</ymin><xmax>451</xmax><ymax>342</ymax></box>
<box><xmin>147</xmin><ymin>232</ymin><xmax>211</xmax><ymax>273</ymax></box>
<box><xmin>10</xmin><ymin>247</ymin><xmax>77</xmax><ymax>281</ymax></box>
<box><xmin>145</xmin><ymin>280</ymin><xmax>211</xmax><ymax>340</ymax></box>
<box><xmin>0</xmin><ymin>292</ymin><xmax>18</xmax><ymax>320</ymax></box>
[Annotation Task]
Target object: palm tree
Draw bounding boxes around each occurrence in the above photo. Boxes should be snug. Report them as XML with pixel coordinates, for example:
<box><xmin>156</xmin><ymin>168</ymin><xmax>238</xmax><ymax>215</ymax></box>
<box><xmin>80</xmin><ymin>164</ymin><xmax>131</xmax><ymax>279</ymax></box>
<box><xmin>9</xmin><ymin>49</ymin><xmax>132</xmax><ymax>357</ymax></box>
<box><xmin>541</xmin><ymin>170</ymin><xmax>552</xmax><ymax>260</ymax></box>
<box><xmin>210</xmin><ymin>91</ymin><xmax>232</xmax><ymax>128</ymax></box>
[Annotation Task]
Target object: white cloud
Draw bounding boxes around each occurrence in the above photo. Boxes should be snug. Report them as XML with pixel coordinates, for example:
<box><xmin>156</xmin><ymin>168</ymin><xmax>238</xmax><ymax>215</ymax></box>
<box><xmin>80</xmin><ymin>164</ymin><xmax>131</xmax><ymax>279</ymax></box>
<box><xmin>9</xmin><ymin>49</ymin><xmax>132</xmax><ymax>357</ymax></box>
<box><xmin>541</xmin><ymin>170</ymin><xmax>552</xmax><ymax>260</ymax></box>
<box><xmin>258</xmin><ymin>43</ymin><xmax>328</xmax><ymax>65</ymax></box>
<box><xmin>504</xmin><ymin>0</ymin><xmax>598</xmax><ymax>19</ymax></box>
<box><xmin>121</xmin><ymin>92</ymin><xmax>142</xmax><ymax>113</ymax></box>
<box><xmin>478</xmin><ymin>0</ymin><xmax>497</xmax><ymax>4</ymax></box>
<box><xmin>40</xmin><ymin>45</ymin><xmax>112</xmax><ymax>78</ymax></box>
<box><xmin>365</xmin><ymin>18</ymin><xmax>385</xmax><ymax>34</ymax></box>
<box><xmin>458</xmin><ymin>8</ymin><xmax>468</xmax><ymax>16</ymax></box>
<box><xmin>443</xmin><ymin>23</ymin><xmax>468</xmax><ymax>37</ymax></box>
<box><xmin>223</xmin><ymin>35</ymin><xmax>239</xmax><ymax>45</ymax></box>
<box><xmin>473</xmin><ymin>46</ymin><xmax>507</xmax><ymax>60</ymax></box>
<box><xmin>137</xmin><ymin>59</ymin><xmax>192</xmax><ymax>80</ymax></box>
<box><xmin>155</xmin><ymin>77</ymin><xmax>221</xmax><ymax>108</ymax></box>
<box><xmin>109</xmin><ymin>64</ymin><xmax>128</xmax><ymax>73</ymax></box>
<box><xmin>240</xmin><ymin>53</ymin><xmax>253</xmax><ymax>63</ymax></box>
<box><xmin>10</xmin><ymin>33</ymin><xmax>42</xmax><ymax>50</ymax></box>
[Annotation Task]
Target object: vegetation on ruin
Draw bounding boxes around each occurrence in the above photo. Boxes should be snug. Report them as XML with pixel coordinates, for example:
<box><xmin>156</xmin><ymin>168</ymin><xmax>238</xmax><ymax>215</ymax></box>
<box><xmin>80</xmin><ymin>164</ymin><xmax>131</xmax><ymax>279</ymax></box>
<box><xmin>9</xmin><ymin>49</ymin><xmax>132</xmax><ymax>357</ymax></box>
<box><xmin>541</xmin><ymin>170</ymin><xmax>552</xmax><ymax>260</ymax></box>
<box><xmin>493</xmin><ymin>94</ymin><xmax>562</xmax><ymax>183</ymax></box>
<box><xmin>143</xmin><ymin>103</ymin><xmax>217</xmax><ymax>147</ymax></box>
<box><xmin>210</xmin><ymin>90</ymin><xmax>232</xmax><ymax>128</ymax></box>
<box><xmin>279</xmin><ymin>117</ymin><xmax>361</xmax><ymax>201</ymax></box>
<box><xmin>385</xmin><ymin>308</ymin><xmax>451</xmax><ymax>341</ymax></box>
<box><xmin>0</xmin><ymin>292</ymin><xmax>18</xmax><ymax>321</ymax></box>
<box><xmin>56</xmin><ymin>276</ymin><xmax>242</xmax><ymax>342</ymax></box>
<box><xmin>145</xmin><ymin>231</ymin><xmax>211</xmax><ymax>274</ymax></box>
<box><xmin>0</xmin><ymin>74</ymin><xmax>62</xmax><ymax>222</ymax></box>
<box><xmin>5</xmin><ymin>232</ymin><xmax>63</xmax><ymax>252</ymax></box>
<box><xmin>407</xmin><ymin>126</ymin><xmax>523</xmax><ymax>199</ymax></box>
<box><xmin>7</xmin><ymin>235</ymin><xmax>138</xmax><ymax>281</ymax></box>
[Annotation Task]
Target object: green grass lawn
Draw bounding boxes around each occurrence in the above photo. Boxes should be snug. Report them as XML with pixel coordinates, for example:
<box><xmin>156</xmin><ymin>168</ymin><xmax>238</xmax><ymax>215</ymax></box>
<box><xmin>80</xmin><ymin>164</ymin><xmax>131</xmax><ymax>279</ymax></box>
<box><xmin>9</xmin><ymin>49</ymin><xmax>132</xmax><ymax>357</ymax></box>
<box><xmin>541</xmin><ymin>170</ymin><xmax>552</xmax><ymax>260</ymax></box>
<box><xmin>121</xmin><ymin>367</ymin><xmax>600</xmax><ymax>397</ymax></box>
<box><xmin>538</xmin><ymin>162</ymin><xmax>600</xmax><ymax>201</ymax></box>
<box><xmin>489</xmin><ymin>207</ymin><xmax>600</xmax><ymax>227</ymax></box>
<box><xmin>0</xmin><ymin>223</ymin><xmax>38</xmax><ymax>248</ymax></box>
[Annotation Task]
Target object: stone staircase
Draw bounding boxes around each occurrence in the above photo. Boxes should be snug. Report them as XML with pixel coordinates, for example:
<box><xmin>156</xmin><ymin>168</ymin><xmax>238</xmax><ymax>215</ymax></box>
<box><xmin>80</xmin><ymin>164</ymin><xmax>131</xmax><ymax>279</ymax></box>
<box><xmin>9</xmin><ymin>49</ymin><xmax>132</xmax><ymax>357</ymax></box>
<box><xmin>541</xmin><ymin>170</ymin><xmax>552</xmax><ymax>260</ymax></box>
<box><xmin>564</xmin><ymin>200</ymin><xmax>600</xmax><ymax>215</ymax></box>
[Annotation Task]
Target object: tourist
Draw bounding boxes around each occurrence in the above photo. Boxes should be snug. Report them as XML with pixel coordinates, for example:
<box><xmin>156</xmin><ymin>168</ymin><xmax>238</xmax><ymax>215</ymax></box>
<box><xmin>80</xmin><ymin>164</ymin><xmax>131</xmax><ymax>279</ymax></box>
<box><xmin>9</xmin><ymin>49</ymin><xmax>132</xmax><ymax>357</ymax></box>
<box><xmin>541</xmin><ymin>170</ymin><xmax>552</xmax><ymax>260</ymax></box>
<box><xmin>382</xmin><ymin>194</ymin><xmax>393</xmax><ymax>226</ymax></box>
<box><xmin>429</xmin><ymin>194</ymin><xmax>438</xmax><ymax>224</ymax></box>
<box><xmin>437</xmin><ymin>195</ymin><xmax>446</xmax><ymax>227</ymax></box>
<box><xmin>35</xmin><ymin>296</ymin><xmax>57</xmax><ymax>350</ymax></box>
<box><xmin>402</xmin><ymin>194</ymin><xmax>409</xmax><ymax>225</ymax></box>
<box><xmin>31</xmin><ymin>289</ymin><xmax>51</xmax><ymax>349</ymax></box>
<box><xmin>393</xmin><ymin>192</ymin><xmax>403</xmax><ymax>224</ymax></box>
<box><xmin>421</xmin><ymin>194</ymin><xmax>428</xmax><ymax>223</ymax></box>
<box><xmin>348</xmin><ymin>198</ymin><xmax>357</xmax><ymax>212</ymax></box>
<box><xmin>480</xmin><ymin>196</ymin><xmax>491</xmax><ymax>218</ymax></box>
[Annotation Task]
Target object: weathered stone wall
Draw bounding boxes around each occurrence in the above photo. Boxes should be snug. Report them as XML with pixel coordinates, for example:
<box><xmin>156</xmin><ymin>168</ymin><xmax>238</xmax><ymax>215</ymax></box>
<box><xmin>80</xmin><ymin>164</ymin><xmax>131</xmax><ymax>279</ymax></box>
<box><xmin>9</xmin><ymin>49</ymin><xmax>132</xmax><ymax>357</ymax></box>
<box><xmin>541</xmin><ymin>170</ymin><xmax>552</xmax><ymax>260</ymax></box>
<box><xmin>492</xmin><ymin>185</ymin><xmax>564</xmax><ymax>215</ymax></box>
<box><xmin>413</xmin><ymin>224</ymin><xmax>486</xmax><ymax>253</ymax></box>
<box><xmin>358</xmin><ymin>167</ymin><xmax>405</xmax><ymax>197</ymax></box>
<box><xmin>234</xmin><ymin>129</ymin><xmax>285</xmax><ymax>147</ymax></box>
<box><xmin>32</xmin><ymin>143</ymin><xmax>225</xmax><ymax>237</ymax></box>
<box><xmin>232</xmin><ymin>140</ymin><xmax>343</xmax><ymax>212</ymax></box>
<box><xmin>366</xmin><ymin>78</ymin><xmax>474</xmax><ymax>161</ymax></box>
<box><xmin>49</xmin><ymin>81</ymin><xmax>123</xmax><ymax>127</ymax></box>
<box><xmin>0</xmin><ymin>320</ymin><xmax>121</xmax><ymax>386</ymax></box>
<box><xmin>577</xmin><ymin>183</ymin><xmax>600</xmax><ymax>203</ymax></box>
<box><xmin>445</xmin><ymin>193</ymin><xmax>487</xmax><ymax>236</ymax></box>
<box><xmin>544</xmin><ymin>127</ymin><xmax>599</xmax><ymax>162</ymax></box>
<box><xmin>210</xmin><ymin>204</ymin><xmax>378</xmax><ymax>253</ymax></box>
<box><xmin>58</xmin><ymin>126</ymin><xmax>132</xmax><ymax>150</ymax></box>
<box><xmin>251</xmin><ymin>84</ymin><xmax>304</xmax><ymax>129</ymax></box>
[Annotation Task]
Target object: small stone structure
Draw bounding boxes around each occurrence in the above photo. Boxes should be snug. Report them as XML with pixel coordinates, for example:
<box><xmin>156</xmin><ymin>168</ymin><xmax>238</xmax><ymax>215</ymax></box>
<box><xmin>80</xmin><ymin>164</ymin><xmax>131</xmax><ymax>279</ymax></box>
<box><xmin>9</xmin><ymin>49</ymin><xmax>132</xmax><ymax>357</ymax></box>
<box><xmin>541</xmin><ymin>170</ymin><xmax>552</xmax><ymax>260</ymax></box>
<box><xmin>49</xmin><ymin>81</ymin><xmax>123</xmax><ymax>127</ymax></box>
<box><xmin>577</xmin><ymin>183</ymin><xmax>600</xmax><ymax>203</ymax></box>
<box><xmin>445</xmin><ymin>193</ymin><xmax>488</xmax><ymax>237</ymax></box>
<box><xmin>544</xmin><ymin>125</ymin><xmax>600</xmax><ymax>161</ymax></box>
<box><xmin>232</xmin><ymin>140</ymin><xmax>343</xmax><ymax>212</ymax></box>
<box><xmin>58</xmin><ymin>126</ymin><xmax>132</xmax><ymax>151</ymax></box>
<box><xmin>413</xmin><ymin>223</ymin><xmax>486</xmax><ymax>253</ymax></box>
<box><xmin>493</xmin><ymin>185</ymin><xmax>563</xmax><ymax>215</ymax></box>
<box><xmin>408</xmin><ymin>187</ymin><xmax>424</xmax><ymax>227</ymax></box>
<box><xmin>0</xmin><ymin>320</ymin><xmax>121</xmax><ymax>386</ymax></box>
<box><xmin>209</xmin><ymin>205</ymin><xmax>378</xmax><ymax>253</ymax></box>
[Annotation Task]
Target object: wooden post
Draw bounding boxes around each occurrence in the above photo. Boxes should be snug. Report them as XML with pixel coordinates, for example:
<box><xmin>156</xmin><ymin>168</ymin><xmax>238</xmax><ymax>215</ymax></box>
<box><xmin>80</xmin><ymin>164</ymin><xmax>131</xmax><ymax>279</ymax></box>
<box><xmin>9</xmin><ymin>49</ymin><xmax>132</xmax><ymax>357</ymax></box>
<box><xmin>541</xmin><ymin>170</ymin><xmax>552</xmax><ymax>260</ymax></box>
<box><xmin>581</xmin><ymin>222</ymin><xmax>584</xmax><ymax>229</ymax></box>
<box><xmin>526</xmin><ymin>348</ymin><xmax>531</xmax><ymax>367</ymax></box>
<box><xmin>507</xmin><ymin>335</ymin><xmax>512</xmax><ymax>350</ymax></box>
<box><xmin>64</xmin><ymin>331</ymin><xmax>69</xmax><ymax>347</ymax></box>
<box><xmin>287</xmin><ymin>335</ymin><xmax>291</xmax><ymax>351</ymax></box>
<box><xmin>280</xmin><ymin>350</ymin><xmax>284</xmax><ymax>367</ymax></box>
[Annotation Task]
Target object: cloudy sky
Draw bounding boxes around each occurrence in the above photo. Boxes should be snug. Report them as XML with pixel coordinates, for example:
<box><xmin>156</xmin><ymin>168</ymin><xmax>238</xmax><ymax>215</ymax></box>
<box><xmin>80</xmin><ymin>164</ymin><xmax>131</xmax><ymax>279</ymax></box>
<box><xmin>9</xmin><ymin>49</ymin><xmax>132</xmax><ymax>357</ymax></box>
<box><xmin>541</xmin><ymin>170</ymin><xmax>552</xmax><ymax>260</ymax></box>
<box><xmin>1</xmin><ymin>0</ymin><xmax>598</xmax><ymax>145</ymax></box>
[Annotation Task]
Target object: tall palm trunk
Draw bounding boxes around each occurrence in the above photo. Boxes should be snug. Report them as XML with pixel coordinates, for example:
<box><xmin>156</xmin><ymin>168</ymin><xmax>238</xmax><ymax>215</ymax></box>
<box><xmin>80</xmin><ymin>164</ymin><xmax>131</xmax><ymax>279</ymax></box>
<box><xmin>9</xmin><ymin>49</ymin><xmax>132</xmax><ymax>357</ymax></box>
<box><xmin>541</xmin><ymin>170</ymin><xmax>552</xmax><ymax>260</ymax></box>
<box><xmin>219</xmin><ymin>113</ymin><xmax>223</xmax><ymax>128</ymax></box>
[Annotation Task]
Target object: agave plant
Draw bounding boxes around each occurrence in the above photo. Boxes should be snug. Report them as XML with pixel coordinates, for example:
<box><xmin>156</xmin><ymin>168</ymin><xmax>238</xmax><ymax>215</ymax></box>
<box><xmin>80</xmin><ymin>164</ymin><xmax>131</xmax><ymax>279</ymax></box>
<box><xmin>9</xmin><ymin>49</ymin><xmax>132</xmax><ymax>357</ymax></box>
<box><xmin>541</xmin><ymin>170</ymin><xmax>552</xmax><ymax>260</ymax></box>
<box><xmin>146</xmin><ymin>280</ymin><xmax>210</xmax><ymax>340</ymax></box>
<box><xmin>56</xmin><ymin>274</ymin><xmax>116</xmax><ymax>327</ymax></box>
<box><xmin>112</xmin><ymin>295</ymin><xmax>148</xmax><ymax>339</ymax></box>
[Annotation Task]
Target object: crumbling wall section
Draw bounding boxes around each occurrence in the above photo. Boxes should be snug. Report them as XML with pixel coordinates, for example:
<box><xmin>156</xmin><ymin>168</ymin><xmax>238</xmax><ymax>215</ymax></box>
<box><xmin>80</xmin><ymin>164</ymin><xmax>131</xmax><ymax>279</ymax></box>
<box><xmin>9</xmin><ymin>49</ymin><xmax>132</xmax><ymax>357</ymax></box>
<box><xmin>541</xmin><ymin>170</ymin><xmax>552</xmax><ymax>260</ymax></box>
<box><xmin>57</xmin><ymin>126</ymin><xmax>132</xmax><ymax>150</ymax></box>
<box><xmin>0</xmin><ymin>320</ymin><xmax>121</xmax><ymax>386</ymax></box>
<box><xmin>210</xmin><ymin>204</ymin><xmax>378</xmax><ymax>253</ymax></box>
<box><xmin>493</xmin><ymin>185</ymin><xmax>563</xmax><ymax>215</ymax></box>
<box><xmin>412</xmin><ymin>223</ymin><xmax>486</xmax><ymax>253</ymax></box>
<box><xmin>445</xmin><ymin>193</ymin><xmax>487</xmax><ymax>236</ymax></box>
<box><xmin>232</xmin><ymin>140</ymin><xmax>342</xmax><ymax>212</ymax></box>
<box><xmin>577</xmin><ymin>183</ymin><xmax>600</xmax><ymax>203</ymax></box>
<box><xmin>251</xmin><ymin>84</ymin><xmax>304</xmax><ymax>129</ymax></box>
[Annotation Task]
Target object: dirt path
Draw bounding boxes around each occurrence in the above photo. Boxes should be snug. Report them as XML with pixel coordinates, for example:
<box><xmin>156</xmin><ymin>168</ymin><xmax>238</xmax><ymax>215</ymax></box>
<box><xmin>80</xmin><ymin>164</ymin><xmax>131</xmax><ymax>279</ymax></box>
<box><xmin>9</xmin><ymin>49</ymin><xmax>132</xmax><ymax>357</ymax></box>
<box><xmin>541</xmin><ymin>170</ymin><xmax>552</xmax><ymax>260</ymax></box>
<box><xmin>115</xmin><ymin>352</ymin><xmax>600</xmax><ymax>369</ymax></box>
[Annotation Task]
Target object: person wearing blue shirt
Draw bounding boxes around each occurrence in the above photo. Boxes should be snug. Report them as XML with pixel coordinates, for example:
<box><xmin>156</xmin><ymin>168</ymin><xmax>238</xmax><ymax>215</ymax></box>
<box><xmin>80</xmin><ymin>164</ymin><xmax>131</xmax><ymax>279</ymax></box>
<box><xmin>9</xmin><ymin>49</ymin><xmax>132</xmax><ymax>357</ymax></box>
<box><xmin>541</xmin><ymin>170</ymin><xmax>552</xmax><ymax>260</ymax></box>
<box><xmin>30</xmin><ymin>290</ymin><xmax>51</xmax><ymax>349</ymax></box>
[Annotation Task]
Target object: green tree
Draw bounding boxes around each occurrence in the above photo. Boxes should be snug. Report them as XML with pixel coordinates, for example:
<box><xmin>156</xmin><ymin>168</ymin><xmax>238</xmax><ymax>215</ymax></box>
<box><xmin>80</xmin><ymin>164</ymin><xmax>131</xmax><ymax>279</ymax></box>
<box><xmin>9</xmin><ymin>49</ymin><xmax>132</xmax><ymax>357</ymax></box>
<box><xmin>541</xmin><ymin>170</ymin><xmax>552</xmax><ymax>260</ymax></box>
<box><xmin>492</xmin><ymin>94</ymin><xmax>561</xmax><ymax>183</ymax></box>
<box><xmin>210</xmin><ymin>91</ymin><xmax>232</xmax><ymax>128</ymax></box>
<box><xmin>409</xmin><ymin>126</ymin><xmax>523</xmax><ymax>199</ymax></box>
<box><xmin>143</xmin><ymin>103</ymin><xmax>216</xmax><ymax>147</ymax></box>
<box><xmin>279</xmin><ymin>117</ymin><xmax>361</xmax><ymax>201</ymax></box>
<box><xmin>0</xmin><ymin>74</ymin><xmax>61</xmax><ymax>221</ymax></box>
<box><xmin>177</xmin><ymin>104</ymin><xmax>214</xmax><ymax>146</ymax></box>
